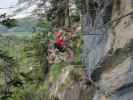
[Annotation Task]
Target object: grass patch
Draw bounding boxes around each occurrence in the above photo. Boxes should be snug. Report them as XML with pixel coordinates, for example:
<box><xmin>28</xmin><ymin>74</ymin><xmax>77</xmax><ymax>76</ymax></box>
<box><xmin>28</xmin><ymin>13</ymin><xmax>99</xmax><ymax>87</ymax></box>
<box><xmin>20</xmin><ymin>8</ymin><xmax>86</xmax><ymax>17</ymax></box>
<box><xmin>50</xmin><ymin>63</ymin><xmax>65</xmax><ymax>81</ymax></box>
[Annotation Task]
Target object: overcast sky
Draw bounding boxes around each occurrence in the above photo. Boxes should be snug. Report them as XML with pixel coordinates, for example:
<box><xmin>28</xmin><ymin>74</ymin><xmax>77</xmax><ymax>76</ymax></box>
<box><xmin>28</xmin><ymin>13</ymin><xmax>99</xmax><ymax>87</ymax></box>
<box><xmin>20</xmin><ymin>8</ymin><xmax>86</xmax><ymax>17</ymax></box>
<box><xmin>0</xmin><ymin>0</ymin><xmax>18</xmax><ymax>8</ymax></box>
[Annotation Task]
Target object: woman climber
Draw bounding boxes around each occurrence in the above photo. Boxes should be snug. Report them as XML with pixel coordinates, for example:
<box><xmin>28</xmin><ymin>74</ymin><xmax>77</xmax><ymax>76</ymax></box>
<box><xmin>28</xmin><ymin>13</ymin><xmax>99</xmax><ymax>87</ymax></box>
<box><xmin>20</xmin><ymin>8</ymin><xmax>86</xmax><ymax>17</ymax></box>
<box><xmin>54</xmin><ymin>31</ymin><xmax>66</xmax><ymax>52</ymax></box>
<box><xmin>48</xmin><ymin>31</ymin><xmax>74</xmax><ymax>63</ymax></box>
<box><xmin>54</xmin><ymin>31</ymin><xmax>74</xmax><ymax>62</ymax></box>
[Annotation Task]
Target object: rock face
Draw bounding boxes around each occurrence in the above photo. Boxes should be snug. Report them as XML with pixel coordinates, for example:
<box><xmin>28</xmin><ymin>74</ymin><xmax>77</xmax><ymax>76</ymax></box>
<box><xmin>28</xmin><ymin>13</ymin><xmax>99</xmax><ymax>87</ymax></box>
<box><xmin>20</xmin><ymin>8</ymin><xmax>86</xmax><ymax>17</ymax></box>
<box><xmin>83</xmin><ymin>0</ymin><xmax>133</xmax><ymax>100</ymax></box>
<box><xmin>49</xmin><ymin>65</ymin><xmax>95</xmax><ymax>100</ymax></box>
<box><xmin>34</xmin><ymin>0</ymin><xmax>133</xmax><ymax>100</ymax></box>
<box><xmin>82</xmin><ymin>0</ymin><xmax>114</xmax><ymax>76</ymax></box>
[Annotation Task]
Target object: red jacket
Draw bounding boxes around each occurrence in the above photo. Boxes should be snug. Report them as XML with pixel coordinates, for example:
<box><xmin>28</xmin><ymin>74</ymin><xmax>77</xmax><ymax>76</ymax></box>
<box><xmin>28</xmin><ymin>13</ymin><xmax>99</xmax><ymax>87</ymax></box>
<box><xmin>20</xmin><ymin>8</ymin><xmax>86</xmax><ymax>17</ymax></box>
<box><xmin>55</xmin><ymin>36</ymin><xmax>66</xmax><ymax>48</ymax></box>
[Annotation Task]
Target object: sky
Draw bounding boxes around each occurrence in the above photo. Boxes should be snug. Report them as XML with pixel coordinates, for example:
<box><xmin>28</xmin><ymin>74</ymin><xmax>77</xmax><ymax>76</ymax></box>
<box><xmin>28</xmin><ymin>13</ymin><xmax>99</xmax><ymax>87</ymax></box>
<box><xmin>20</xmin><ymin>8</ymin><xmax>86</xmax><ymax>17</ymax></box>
<box><xmin>0</xmin><ymin>0</ymin><xmax>18</xmax><ymax>8</ymax></box>
<box><xmin>0</xmin><ymin>0</ymin><xmax>38</xmax><ymax>18</ymax></box>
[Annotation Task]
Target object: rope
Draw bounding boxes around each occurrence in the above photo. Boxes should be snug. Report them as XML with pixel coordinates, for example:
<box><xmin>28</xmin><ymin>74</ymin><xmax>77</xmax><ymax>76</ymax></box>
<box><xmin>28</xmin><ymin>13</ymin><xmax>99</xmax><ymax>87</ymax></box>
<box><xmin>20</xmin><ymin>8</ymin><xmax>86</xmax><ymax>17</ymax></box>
<box><xmin>83</xmin><ymin>33</ymin><xmax>104</xmax><ymax>35</ymax></box>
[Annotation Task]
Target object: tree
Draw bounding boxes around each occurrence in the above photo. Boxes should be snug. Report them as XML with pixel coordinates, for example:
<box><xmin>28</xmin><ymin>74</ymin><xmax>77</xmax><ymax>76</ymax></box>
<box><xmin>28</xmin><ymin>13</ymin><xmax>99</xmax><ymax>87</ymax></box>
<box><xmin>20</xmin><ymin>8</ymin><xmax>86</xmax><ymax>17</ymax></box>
<box><xmin>35</xmin><ymin>0</ymin><xmax>80</xmax><ymax>28</ymax></box>
<box><xmin>0</xmin><ymin>50</ymin><xmax>22</xmax><ymax>99</ymax></box>
<box><xmin>0</xmin><ymin>13</ymin><xmax>17</xmax><ymax>28</ymax></box>
<box><xmin>32</xmin><ymin>32</ymin><xmax>49</xmax><ymax>80</ymax></box>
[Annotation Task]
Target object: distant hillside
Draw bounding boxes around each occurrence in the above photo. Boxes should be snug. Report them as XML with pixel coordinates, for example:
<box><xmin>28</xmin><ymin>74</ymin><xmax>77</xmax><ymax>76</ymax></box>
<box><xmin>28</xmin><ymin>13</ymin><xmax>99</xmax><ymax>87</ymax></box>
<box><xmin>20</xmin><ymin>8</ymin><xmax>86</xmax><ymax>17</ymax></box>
<box><xmin>0</xmin><ymin>25</ymin><xmax>8</xmax><ymax>32</ymax></box>
<box><xmin>0</xmin><ymin>17</ymin><xmax>38</xmax><ymax>33</ymax></box>
<box><xmin>9</xmin><ymin>17</ymin><xmax>38</xmax><ymax>32</ymax></box>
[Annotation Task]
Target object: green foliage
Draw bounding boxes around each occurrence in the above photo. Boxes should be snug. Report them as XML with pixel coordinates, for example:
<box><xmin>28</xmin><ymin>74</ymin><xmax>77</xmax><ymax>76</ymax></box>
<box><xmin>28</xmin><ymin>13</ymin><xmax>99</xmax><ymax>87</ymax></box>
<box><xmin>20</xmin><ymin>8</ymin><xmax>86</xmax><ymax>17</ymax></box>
<box><xmin>46</xmin><ymin>0</ymin><xmax>66</xmax><ymax>27</ymax></box>
<box><xmin>71</xmin><ymin>33</ymin><xmax>83</xmax><ymax>65</ymax></box>
<box><xmin>20</xmin><ymin>19</ymin><xmax>53</xmax><ymax>81</ymax></box>
<box><xmin>1</xmin><ymin>18</ymin><xmax>17</xmax><ymax>28</ymax></box>
<box><xmin>9</xmin><ymin>83</ymin><xmax>38</xmax><ymax>100</ymax></box>
<box><xmin>0</xmin><ymin>50</ymin><xmax>19</xmax><ymax>100</ymax></box>
<box><xmin>0</xmin><ymin>49</ymin><xmax>17</xmax><ymax>77</ymax></box>
<box><xmin>69</xmin><ymin>67</ymin><xmax>84</xmax><ymax>81</ymax></box>
<box><xmin>0</xmin><ymin>3</ymin><xmax>83</xmax><ymax>98</ymax></box>
<box><xmin>0</xmin><ymin>13</ymin><xmax>17</xmax><ymax>28</ymax></box>
<box><xmin>32</xmin><ymin>32</ymin><xmax>49</xmax><ymax>79</ymax></box>
<box><xmin>37</xmin><ymin>20</ymin><xmax>52</xmax><ymax>30</ymax></box>
<box><xmin>50</xmin><ymin>63</ymin><xmax>64</xmax><ymax>80</ymax></box>
<box><xmin>0</xmin><ymin>29</ymin><xmax>83</xmax><ymax>100</ymax></box>
<box><xmin>0</xmin><ymin>50</ymin><xmax>16</xmax><ymax>66</ymax></box>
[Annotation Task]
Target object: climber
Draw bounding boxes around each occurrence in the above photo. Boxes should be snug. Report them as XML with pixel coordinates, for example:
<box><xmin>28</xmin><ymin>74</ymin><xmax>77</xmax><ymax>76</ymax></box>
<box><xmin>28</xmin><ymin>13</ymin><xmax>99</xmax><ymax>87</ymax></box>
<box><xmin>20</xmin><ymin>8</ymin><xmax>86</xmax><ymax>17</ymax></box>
<box><xmin>54</xmin><ymin>31</ymin><xmax>66</xmax><ymax>52</ymax></box>
<box><xmin>54</xmin><ymin>31</ymin><xmax>75</xmax><ymax>63</ymax></box>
